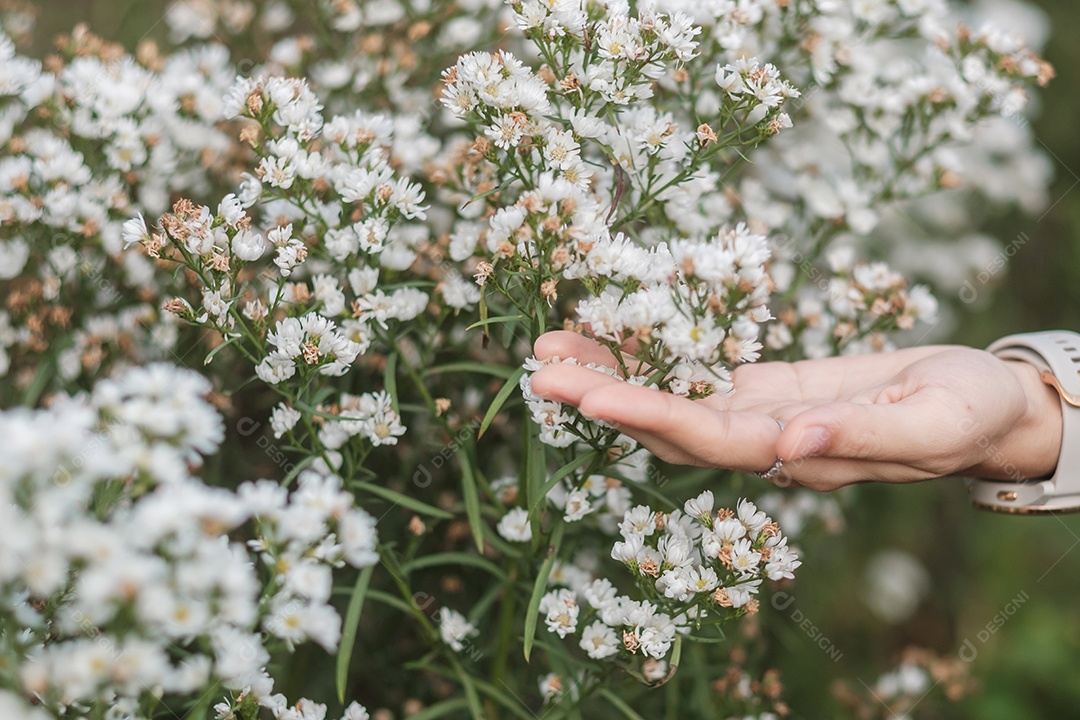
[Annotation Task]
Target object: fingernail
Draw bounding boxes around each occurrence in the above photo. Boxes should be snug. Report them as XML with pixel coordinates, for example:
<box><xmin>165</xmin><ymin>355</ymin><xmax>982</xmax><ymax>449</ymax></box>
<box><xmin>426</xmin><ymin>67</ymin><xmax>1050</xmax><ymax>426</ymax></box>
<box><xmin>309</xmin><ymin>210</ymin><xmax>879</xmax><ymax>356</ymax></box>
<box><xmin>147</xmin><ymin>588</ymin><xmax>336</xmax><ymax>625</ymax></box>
<box><xmin>793</xmin><ymin>425</ymin><xmax>831</xmax><ymax>460</ymax></box>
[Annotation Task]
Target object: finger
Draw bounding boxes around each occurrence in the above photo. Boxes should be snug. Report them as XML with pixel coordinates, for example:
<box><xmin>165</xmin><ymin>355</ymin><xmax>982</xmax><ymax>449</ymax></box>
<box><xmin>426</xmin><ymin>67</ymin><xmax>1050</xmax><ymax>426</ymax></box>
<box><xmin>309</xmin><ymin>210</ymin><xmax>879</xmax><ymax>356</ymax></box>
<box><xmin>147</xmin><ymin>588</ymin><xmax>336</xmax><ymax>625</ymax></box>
<box><xmin>600</xmin><ymin>426</ymin><xmax>703</xmax><ymax>468</ymax></box>
<box><xmin>531</xmin><ymin>364</ymin><xmax>734</xmax><ymax>467</ymax></box>
<box><xmin>530</xmin><ymin>363</ymin><xmax>626</xmax><ymax>406</ymax></box>
<box><xmin>573</xmin><ymin>382</ymin><xmax>782</xmax><ymax>472</ymax></box>
<box><xmin>777</xmin><ymin>390</ymin><xmax>967</xmax><ymax>474</ymax></box>
<box><xmin>774</xmin><ymin>456</ymin><xmax>942</xmax><ymax>490</ymax></box>
<box><xmin>533</xmin><ymin>331</ymin><xmax>647</xmax><ymax>375</ymax></box>
<box><xmin>534</xmin><ymin>331</ymin><xmax>621</xmax><ymax>367</ymax></box>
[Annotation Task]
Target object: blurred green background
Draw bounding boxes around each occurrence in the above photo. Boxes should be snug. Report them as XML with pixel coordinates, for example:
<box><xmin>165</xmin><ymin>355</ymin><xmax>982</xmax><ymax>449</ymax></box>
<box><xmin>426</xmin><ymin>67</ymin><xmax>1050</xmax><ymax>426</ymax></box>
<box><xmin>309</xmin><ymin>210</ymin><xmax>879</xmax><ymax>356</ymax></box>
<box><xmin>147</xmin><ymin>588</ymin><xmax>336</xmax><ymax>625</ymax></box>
<box><xmin>20</xmin><ymin>0</ymin><xmax>1080</xmax><ymax>716</ymax></box>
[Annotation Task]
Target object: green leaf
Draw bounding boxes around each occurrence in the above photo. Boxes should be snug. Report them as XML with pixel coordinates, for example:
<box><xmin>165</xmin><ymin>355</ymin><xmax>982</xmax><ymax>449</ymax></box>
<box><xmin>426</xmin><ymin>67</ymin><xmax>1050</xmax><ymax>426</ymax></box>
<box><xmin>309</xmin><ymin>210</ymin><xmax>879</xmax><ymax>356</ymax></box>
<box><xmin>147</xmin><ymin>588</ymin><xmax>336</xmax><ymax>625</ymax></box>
<box><xmin>523</xmin><ymin>520</ymin><xmax>565</xmax><ymax>661</ymax></box>
<box><xmin>398</xmin><ymin>698</ymin><xmax>469</xmax><ymax>720</ymax></box>
<box><xmin>668</xmin><ymin>634</ymin><xmax>682</xmax><ymax>675</ymax></box>
<box><xmin>361</xmin><ymin>589</ymin><xmax>415</xmax><ymax>614</ymax></box>
<box><xmin>528</xmin><ymin>636</ymin><xmax>597</xmax><ymax>669</ymax></box>
<box><xmin>185</xmin><ymin>678</ymin><xmax>221</xmax><ymax>719</ymax></box>
<box><xmin>525</xmin><ymin>428</ymin><xmax>547</xmax><ymax>543</ymax></box>
<box><xmin>455</xmin><ymin>663</ymin><xmax>485</xmax><ymax>720</ymax></box>
<box><xmin>21</xmin><ymin>354</ymin><xmax>54</xmax><ymax>406</ymax></box>
<box><xmin>478</xmin><ymin>287</ymin><xmax>488</xmax><ymax>328</ymax></box>
<box><xmin>456</xmin><ymin>448</ymin><xmax>485</xmax><ymax>553</ymax></box>
<box><xmin>599</xmin><ymin>689</ymin><xmax>646</xmax><ymax>720</ymax></box>
<box><xmin>422</xmin><ymin>361</ymin><xmax>517</xmax><ymax>380</ymax></box>
<box><xmin>464</xmin><ymin>183</ymin><xmax>503</xmax><ymax>207</ymax></box>
<box><xmin>336</xmin><ymin>565</ymin><xmax>375</xmax><ymax>704</ymax></box>
<box><xmin>469</xmin><ymin>576</ymin><xmax>506</xmax><ymax>623</ymax></box>
<box><xmin>403</xmin><ymin>552</ymin><xmax>507</xmax><ymax>581</ymax></box>
<box><xmin>500</xmin><ymin>311</ymin><xmax>520</xmax><ymax>347</ymax></box>
<box><xmin>281</xmin><ymin>455</ymin><xmax>315</xmax><ymax>488</ymax></box>
<box><xmin>353</xmin><ymin>481</ymin><xmax>453</xmax><ymax>519</ymax></box>
<box><xmin>385</xmin><ymin>351</ymin><xmax>399</xmax><ymax>415</ymax></box>
<box><xmin>203</xmin><ymin>333</ymin><xmax>242</xmax><ymax>365</ymax></box>
<box><xmin>478</xmin><ymin>366</ymin><xmax>525</xmax><ymax>439</ymax></box>
<box><xmin>466</xmin><ymin>313</ymin><xmax>525</xmax><ymax>332</ymax></box>
<box><xmin>309</xmin><ymin>385</ymin><xmax>337</xmax><ymax>406</ymax></box>
<box><xmin>680</xmin><ymin>632</ymin><xmax>728</xmax><ymax>644</ymax></box>
<box><xmin>529</xmin><ymin>452</ymin><xmax>597</xmax><ymax>518</ymax></box>
<box><xmin>415</xmin><ymin>664</ymin><xmax>536</xmax><ymax>720</ymax></box>
<box><xmin>468</xmin><ymin>677</ymin><xmax>537</xmax><ymax>720</ymax></box>
<box><xmin>606</xmin><ymin>467</ymin><xmax>680</xmax><ymax>510</ymax></box>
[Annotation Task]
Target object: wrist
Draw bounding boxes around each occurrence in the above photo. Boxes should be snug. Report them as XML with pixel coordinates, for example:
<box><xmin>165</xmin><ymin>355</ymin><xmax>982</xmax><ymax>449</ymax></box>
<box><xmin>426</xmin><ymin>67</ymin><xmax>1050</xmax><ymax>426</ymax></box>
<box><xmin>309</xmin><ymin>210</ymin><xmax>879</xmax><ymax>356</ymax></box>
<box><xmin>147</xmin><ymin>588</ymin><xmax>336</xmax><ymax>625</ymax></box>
<box><xmin>999</xmin><ymin>359</ymin><xmax>1063</xmax><ymax>479</ymax></box>
<box><xmin>968</xmin><ymin>331</ymin><xmax>1080</xmax><ymax>513</ymax></box>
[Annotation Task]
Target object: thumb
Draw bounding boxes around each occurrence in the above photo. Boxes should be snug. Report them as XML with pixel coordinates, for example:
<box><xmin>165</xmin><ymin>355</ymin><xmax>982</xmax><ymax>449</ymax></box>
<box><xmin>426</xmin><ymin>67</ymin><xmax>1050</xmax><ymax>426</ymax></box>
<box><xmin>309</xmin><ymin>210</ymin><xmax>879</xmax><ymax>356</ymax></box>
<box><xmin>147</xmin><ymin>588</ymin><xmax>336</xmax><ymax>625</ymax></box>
<box><xmin>778</xmin><ymin>394</ymin><xmax>948</xmax><ymax>465</ymax></box>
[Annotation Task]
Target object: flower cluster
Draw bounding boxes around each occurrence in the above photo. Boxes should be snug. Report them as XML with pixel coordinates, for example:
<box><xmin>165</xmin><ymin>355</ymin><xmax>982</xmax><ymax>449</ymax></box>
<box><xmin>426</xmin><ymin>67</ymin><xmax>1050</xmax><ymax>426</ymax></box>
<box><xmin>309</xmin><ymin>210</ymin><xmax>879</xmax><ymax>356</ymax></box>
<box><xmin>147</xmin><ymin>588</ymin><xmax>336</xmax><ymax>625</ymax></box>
<box><xmin>575</xmin><ymin>223</ymin><xmax>772</xmax><ymax>375</ymax></box>
<box><xmin>256</xmin><ymin>313</ymin><xmax>364</xmax><ymax>383</ymax></box>
<box><xmin>538</xmin><ymin>495</ymin><xmax>799</xmax><ymax>666</ymax></box>
<box><xmin>0</xmin><ymin>364</ymin><xmax>377</xmax><ymax>718</ymax></box>
<box><xmin>511</xmin><ymin>2</ymin><xmax>701</xmax><ymax>106</ymax></box>
<box><xmin>441</xmin><ymin>50</ymin><xmax>551</xmax><ymax>149</ymax></box>
<box><xmin>0</xmin><ymin>28</ymin><xmax>235</xmax><ymax>387</ymax></box>
<box><xmin>315</xmin><ymin>390</ymin><xmax>407</xmax><ymax>451</ymax></box>
<box><xmin>833</xmin><ymin>648</ymin><xmax>975</xmax><ymax>719</ymax></box>
<box><xmin>520</xmin><ymin>354</ymin><xmax>649</xmax><ymax>449</ymax></box>
<box><xmin>516</xmin><ymin>221</ymin><xmax>773</xmax><ymax>450</ymax></box>
<box><xmin>769</xmin><ymin>250</ymin><xmax>940</xmax><ymax>358</ymax></box>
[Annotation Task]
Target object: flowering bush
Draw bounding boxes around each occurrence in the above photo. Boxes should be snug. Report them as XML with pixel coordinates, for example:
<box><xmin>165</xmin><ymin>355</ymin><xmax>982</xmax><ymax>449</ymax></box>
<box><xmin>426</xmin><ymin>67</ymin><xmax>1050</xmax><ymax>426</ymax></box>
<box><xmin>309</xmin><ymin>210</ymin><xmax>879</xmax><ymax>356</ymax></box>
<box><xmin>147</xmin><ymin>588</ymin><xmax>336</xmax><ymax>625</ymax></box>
<box><xmin>0</xmin><ymin>0</ymin><xmax>1052</xmax><ymax>717</ymax></box>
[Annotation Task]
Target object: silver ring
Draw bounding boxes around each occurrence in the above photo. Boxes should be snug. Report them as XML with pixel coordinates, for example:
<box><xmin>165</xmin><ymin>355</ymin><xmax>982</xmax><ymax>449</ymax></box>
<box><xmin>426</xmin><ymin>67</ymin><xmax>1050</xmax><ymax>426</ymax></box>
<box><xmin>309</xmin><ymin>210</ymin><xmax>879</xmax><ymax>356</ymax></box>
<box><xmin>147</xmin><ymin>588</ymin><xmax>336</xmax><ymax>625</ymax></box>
<box><xmin>755</xmin><ymin>457</ymin><xmax>784</xmax><ymax>480</ymax></box>
<box><xmin>755</xmin><ymin>419</ymin><xmax>785</xmax><ymax>479</ymax></box>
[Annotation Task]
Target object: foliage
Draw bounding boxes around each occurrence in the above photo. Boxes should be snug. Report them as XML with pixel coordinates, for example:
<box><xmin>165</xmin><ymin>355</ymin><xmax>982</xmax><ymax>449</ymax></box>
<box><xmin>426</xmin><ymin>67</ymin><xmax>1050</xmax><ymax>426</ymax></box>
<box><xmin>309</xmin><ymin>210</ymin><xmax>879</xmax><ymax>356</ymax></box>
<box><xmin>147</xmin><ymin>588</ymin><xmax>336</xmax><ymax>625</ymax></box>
<box><xmin>0</xmin><ymin>0</ymin><xmax>1057</xmax><ymax>717</ymax></box>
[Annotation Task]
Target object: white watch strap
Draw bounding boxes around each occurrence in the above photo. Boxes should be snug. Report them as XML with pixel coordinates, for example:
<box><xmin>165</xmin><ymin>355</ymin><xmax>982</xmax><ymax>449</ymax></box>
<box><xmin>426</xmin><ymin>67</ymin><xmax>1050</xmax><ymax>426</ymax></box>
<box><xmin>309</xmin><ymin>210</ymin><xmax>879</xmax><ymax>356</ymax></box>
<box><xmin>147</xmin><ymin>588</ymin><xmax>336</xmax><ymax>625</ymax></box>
<box><xmin>968</xmin><ymin>331</ymin><xmax>1080</xmax><ymax>513</ymax></box>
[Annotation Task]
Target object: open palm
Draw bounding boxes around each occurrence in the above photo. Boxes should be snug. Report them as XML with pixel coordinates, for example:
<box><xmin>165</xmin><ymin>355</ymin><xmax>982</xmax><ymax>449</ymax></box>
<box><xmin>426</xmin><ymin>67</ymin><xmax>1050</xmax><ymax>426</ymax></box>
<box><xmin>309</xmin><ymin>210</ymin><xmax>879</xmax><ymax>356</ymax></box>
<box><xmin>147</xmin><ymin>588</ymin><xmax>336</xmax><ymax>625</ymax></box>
<box><xmin>530</xmin><ymin>331</ymin><xmax>1060</xmax><ymax>491</ymax></box>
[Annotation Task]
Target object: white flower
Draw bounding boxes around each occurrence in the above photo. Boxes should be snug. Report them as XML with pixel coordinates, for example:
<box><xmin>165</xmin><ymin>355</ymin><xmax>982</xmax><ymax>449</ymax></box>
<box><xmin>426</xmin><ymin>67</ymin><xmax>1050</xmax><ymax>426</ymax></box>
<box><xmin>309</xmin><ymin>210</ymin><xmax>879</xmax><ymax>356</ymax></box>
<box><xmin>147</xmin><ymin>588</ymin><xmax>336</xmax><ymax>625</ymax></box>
<box><xmin>339</xmin><ymin>508</ymin><xmax>378</xmax><ymax>568</ymax></box>
<box><xmin>657</xmin><ymin>567</ymin><xmax>691</xmax><ymax>602</ymax></box>
<box><xmin>563</xmin><ymin>488</ymin><xmax>594</xmax><ymax>522</ymax></box>
<box><xmin>659</xmin><ymin>534</ymin><xmax>694</xmax><ymax>568</ymax></box>
<box><xmin>237</xmin><ymin>173</ymin><xmax>263</xmax><ymax>206</ymax></box>
<box><xmin>232</xmin><ymin>229</ymin><xmax>267</xmax><ymax>261</ymax></box>
<box><xmin>438</xmin><ymin>608</ymin><xmax>478</xmax><ymax>652</ymax></box>
<box><xmin>687</xmin><ymin>566</ymin><xmax>719</xmax><ymax>594</ymax></box>
<box><xmin>342</xmin><ymin>702</ymin><xmax>370</xmax><ymax>720</ymax></box>
<box><xmin>438</xmin><ymin>272</ymin><xmax>482</xmax><ymax>310</ymax></box>
<box><xmin>583</xmin><ymin>578</ymin><xmax>618</xmax><ymax>610</ymax></box>
<box><xmin>611</xmin><ymin>534</ymin><xmax>644</xmax><ymax>565</ymax></box>
<box><xmin>638</xmin><ymin>612</ymin><xmax>676</xmax><ymax>659</ymax></box>
<box><xmin>486</xmin><ymin>114</ymin><xmax>526</xmax><ymax>150</ymax></box>
<box><xmin>567</xmin><ymin>107</ymin><xmax>607</xmax><ymax>138</ymax></box>
<box><xmin>538</xmin><ymin>673</ymin><xmax>563</xmax><ymax>703</ymax></box>
<box><xmin>579</xmin><ymin>621</ymin><xmax>619</xmax><ymax>659</ymax></box>
<box><xmin>122</xmin><ymin>213</ymin><xmax>149</xmax><ymax>248</ymax></box>
<box><xmin>618</xmin><ymin>506</ymin><xmax>656</xmax><ymax>538</ymax></box>
<box><xmin>543</xmin><ymin>128</ymin><xmax>580</xmax><ymax>170</ymax></box>
<box><xmin>313</xmin><ymin>275</ymin><xmax>346</xmax><ymax>317</ymax></box>
<box><xmin>713</xmin><ymin>517</ymin><xmax>746</xmax><ymax>543</ymax></box>
<box><xmin>684</xmin><ymin>490</ymin><xmax>714</xmax><ymax>521</ymax></box>
<box><xmin>496</xmin><ymin>508</ymin><xmax>532</xmax><ymax>542</ymax></box>
<box><xmin>764</xmin><ymin>543</ymin><xmax>801</xmax><ymax>581</ymax></box>
<box><xmin>269</xmin><ymin>404</ymin><xmax>301</xmax><ymax>439</ymax></box>
<box><xmin>539</xmin><ymin>588</ymin><xmax>579</xmax><ymax>638</ymax></box>
<box><xmin>730</xmin><ymin>538</ymin><xmax>762</xmax><ymax>576</ymax></box>
<box><xmin>724</xmin><ymin>579</ymin><xmax>762</xmax><ymax>608</ymax></box>
<box><xmin>256</xmin><ymin>353</ymin><xmax>297</xmax><ymax>385</ymax></box>
<box><xmin>217</xmin><ymin>193</ymin><xmax>245</xmax><ymax>227</ymax></box>
<box><xmin>348</xmin><ymin>267</ymin><xmax>380</xmax><ymax>295</ymax></box>
<box><xmin>737</xmin><ymin>499</ymin><xmax>769</xmax><ymax>536</ymax></box>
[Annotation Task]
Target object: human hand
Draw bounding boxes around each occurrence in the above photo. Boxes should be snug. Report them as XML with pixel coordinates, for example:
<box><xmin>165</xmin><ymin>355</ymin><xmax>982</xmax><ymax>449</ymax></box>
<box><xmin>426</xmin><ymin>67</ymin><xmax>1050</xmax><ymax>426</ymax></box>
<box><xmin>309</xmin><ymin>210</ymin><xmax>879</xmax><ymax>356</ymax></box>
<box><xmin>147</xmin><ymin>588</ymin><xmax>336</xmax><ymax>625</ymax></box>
<box><xmin>529</xmin><ymin>331</ymin><xmax>1062</xmax><ymax>491</ymax></box>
